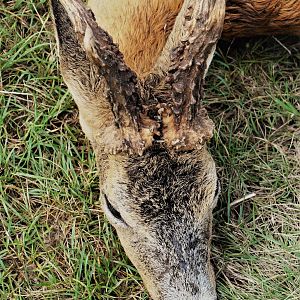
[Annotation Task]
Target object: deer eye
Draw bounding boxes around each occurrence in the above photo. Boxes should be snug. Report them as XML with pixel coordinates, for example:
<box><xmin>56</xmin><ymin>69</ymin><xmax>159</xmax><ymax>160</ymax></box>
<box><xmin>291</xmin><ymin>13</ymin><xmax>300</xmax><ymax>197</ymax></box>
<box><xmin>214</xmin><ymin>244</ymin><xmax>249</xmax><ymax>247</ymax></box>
<box><xmin>103</xmin><ymin>193</ymin><xmax>128</xmax><ymax>227</ymax></box>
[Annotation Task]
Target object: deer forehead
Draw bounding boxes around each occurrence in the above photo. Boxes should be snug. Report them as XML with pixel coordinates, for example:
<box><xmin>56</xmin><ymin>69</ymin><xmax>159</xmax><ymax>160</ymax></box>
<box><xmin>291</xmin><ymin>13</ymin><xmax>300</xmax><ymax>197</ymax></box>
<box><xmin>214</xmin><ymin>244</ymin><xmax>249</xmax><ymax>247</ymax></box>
<box><xmin>99</xmin><ymin>148</ymin><xmax>217</xmax><ymax>222</ymax></box>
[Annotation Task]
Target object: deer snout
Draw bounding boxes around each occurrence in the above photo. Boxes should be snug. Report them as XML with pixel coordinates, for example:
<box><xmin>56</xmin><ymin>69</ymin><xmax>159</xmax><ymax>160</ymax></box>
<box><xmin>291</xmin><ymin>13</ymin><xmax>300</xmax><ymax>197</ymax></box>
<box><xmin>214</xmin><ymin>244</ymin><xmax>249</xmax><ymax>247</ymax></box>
<box><xmin>142</xmin><ymin>260</ymin><xmax>217</xmax><ymax>300</ymax></box>
<box><xmin>146</xmin><ymin>279</ymin><xmax>217</xmax><ymax>300</ymax></box>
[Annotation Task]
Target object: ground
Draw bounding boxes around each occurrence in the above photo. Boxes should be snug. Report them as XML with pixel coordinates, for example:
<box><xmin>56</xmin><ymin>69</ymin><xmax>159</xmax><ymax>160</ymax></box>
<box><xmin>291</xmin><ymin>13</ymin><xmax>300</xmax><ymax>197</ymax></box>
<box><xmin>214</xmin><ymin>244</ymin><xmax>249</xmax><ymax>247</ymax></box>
<box><xmin>0</xmin><ymin>1</ymin><xmax>300</xmax><ymax>299</ymax></box>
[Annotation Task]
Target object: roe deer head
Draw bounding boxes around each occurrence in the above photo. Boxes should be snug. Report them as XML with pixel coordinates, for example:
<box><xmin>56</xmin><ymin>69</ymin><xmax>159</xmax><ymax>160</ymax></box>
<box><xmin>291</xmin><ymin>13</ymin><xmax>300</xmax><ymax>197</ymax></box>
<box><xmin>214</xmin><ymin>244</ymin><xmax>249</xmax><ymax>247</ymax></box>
<box><xmin>51</xmin><ymin>0</ymin><xmax>225</xmax><ymax>298</ymax></box>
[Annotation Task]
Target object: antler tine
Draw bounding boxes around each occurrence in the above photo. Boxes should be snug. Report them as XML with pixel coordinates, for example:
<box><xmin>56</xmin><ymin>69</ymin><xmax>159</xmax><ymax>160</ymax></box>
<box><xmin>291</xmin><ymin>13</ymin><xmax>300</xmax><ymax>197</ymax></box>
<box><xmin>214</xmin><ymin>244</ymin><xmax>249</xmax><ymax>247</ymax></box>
<box><xmin>52</xmin><ymin>0</ymin><xmax>158</xmax><ymax>155</ymax></box>
<box><xmin>152</xmin><ymin>0</ymin><xmax>225</xmax><ymax>151</ymax></box>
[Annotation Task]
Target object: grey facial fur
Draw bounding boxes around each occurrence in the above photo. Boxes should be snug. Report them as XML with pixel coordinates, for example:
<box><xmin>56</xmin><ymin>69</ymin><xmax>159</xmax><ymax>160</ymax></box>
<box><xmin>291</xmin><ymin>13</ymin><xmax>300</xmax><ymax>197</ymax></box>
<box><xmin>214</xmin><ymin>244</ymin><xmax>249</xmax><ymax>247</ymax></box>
<box><xmin>100</xmin><ymin>147</ymin><xmax>218</xmax><ymax>299</ymax></box>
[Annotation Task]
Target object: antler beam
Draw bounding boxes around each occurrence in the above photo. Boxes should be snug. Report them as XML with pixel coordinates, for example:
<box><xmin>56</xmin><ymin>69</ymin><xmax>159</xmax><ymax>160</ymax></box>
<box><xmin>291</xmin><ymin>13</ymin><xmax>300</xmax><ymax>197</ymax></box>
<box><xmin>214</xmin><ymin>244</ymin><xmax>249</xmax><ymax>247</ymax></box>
<box><xmin>153</xmin><ymin>0</ymin><xmax>226</xmax><ymax>151</ymax></box>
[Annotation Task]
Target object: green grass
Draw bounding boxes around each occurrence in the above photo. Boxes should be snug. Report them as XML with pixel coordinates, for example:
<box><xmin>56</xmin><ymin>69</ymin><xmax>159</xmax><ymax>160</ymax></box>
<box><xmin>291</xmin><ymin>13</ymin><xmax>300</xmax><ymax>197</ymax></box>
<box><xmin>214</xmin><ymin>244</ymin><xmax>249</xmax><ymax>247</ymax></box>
<box><xmin>1</xmin><ymin>1</ymin><xmax>300</xmax><ymax>299</ymax></box>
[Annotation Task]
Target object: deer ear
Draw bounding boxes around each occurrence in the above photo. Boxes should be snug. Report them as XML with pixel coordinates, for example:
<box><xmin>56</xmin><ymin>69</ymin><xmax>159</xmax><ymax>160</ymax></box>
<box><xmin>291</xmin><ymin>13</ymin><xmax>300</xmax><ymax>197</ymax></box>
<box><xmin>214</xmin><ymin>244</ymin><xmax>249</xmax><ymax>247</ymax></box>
<box><xmin>51</xmin><ymin>0</ymin><xmax>156</xmax><ymax>154</ymax></box>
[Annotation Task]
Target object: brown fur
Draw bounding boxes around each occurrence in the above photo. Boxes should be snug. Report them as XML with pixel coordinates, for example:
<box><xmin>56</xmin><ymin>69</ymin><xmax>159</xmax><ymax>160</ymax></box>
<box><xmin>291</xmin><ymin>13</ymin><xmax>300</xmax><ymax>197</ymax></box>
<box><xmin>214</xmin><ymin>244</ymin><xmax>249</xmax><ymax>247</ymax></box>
<box><xmin>89</xmin><ymin>0</ymin><xmax>300</xmax><ymax>77</ymax></box>
<box><xmin>224</xmin><ymin>0</ymin><xmax>300</xmax><ymax>39</ymax></box>
<box><xmin>88</xmin><ymin>0</ymin><xmax>183</xmax><ymax>78</ymax></box>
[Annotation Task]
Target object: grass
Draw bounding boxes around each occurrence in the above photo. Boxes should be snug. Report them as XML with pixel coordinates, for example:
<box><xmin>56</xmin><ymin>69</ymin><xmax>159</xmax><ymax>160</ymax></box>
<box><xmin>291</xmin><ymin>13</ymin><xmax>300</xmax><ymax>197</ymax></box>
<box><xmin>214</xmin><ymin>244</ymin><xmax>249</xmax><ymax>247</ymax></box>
<box><xmin>0</xmin><ymin>0</ymin><xmax>299</xmax><ymax>299</ymax></box>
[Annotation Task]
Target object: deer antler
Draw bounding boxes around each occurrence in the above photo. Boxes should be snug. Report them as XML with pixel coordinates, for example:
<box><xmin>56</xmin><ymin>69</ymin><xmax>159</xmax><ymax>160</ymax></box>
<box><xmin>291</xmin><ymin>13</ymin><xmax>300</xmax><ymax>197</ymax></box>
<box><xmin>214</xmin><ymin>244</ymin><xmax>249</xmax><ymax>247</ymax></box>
<box><xmin>52</xmin><ymin>0</ymin><xmax>225</xmax><ymax>154</ymax></box>
<box><xmin>51</xmin><ymin>0</ymin><xmax>158</xmax><ymax>155</ymax></box>
<box><xmin>152</xmin><ymin>0</ymin><xmax>226</xmax><ymax>151</ymax></box>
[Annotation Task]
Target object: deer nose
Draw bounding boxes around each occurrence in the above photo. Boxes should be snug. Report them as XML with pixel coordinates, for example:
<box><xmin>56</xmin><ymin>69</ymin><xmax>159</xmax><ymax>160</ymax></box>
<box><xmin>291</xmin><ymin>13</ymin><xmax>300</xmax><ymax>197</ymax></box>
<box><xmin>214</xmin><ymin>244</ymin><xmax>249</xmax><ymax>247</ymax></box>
<box><xmin>148</xmin><ymin>278</ymin><xmax>217</xmax><ymax>300</ymax></box>
<box><xmin>155</xmin><ymin>294</ymin><xmax>217</xmax><ymax>300</ymax></box>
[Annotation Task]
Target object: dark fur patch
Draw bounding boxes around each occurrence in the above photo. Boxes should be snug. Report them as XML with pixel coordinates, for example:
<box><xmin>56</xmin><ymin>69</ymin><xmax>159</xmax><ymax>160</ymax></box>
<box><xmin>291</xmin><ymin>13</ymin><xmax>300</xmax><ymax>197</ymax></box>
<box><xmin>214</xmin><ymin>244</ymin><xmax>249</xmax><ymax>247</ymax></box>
<box><xmin>126</xmin><ymin>147</ymin><xmax>214</xmax><ymax>269</ymax></box>
<box><xmin>126</xmin><ymin>148</ymin><xmax>204</xmax><ymax>223</ymax></box>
